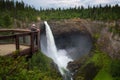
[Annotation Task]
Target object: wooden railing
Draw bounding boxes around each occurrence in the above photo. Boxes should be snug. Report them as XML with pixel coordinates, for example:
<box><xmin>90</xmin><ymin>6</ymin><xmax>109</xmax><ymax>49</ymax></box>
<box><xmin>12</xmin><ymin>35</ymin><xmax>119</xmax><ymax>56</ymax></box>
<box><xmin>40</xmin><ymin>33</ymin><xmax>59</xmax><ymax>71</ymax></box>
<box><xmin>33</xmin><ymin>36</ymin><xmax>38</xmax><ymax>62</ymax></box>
<box><xmin>0</xmin><ymin>29</ymin><xmax>40</xmax><ymax>56</ymax></box>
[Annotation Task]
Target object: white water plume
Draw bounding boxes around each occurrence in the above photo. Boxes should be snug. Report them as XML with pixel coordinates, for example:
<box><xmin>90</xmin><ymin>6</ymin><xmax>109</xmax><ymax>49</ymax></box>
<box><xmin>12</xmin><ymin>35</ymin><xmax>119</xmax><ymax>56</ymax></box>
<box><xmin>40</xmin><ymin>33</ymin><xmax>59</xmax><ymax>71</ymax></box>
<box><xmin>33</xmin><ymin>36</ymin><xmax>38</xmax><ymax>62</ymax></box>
<box><xmin>41</xmin><ymin>21</ymin><xmax>73</xmax><ymax>79</ymax></box>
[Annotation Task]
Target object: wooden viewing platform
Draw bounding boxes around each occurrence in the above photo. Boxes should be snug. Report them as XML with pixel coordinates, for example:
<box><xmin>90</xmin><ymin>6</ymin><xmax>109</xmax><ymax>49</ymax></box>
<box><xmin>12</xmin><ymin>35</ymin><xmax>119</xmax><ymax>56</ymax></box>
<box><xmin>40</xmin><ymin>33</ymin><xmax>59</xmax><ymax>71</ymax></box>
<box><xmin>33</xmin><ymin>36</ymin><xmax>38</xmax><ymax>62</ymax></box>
<box><xmin>0</xmin><ymin>29</ymin><xmax>40</xmax><ymax>57</ymax></box>
<box><xmin>0</xmin><ymin>44</ymin><xmax>29</xmax><ymax>56</ymax></box>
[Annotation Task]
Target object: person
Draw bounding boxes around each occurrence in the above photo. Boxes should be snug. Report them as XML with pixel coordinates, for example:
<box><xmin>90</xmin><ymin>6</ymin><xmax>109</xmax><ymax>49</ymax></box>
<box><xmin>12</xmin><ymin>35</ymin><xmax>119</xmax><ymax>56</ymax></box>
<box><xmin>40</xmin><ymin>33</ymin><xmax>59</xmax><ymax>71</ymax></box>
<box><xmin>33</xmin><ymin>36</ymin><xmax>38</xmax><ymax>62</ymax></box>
<box><xmin>30</xmin><ymin>24</ymin><xmax>40</xmax><ymax>45</ymax></box>
<box><xmin>31</xmin><ymin>24</ymin><xmax>38</xmax><ymax>31</ymax></box>
<box><xmin>30</xmin><ymin>23</ymin><xmax>40</xmax><ymax>32</ymax></box>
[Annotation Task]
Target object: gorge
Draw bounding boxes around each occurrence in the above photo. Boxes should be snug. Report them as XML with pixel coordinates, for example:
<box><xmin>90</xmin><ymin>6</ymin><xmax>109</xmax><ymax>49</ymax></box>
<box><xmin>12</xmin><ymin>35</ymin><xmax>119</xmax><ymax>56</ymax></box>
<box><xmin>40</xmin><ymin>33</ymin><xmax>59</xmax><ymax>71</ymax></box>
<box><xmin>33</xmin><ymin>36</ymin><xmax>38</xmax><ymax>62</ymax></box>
<box><xmin>40</xmin><ymin>20</ymin><xmax>93</xmax><ymax>80</ymax></box>
<box><xmin>40</xmin><ymin>19</ymin><xmax>120</xmax><ymax>80</ymax></box>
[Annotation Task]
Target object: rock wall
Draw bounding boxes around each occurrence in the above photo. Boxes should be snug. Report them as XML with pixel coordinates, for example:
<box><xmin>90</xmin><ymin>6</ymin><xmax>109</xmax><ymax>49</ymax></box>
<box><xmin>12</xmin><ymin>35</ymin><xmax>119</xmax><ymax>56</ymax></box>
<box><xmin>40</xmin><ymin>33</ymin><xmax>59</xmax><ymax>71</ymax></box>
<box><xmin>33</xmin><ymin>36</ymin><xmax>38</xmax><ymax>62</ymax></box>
<box><xmin>48</xmin><ymin>19</ymin><xmax>89</xmax><ymax>36</ymax></box>
<box><xmin>40</xmin><ymin>19</ymin><xmax>93</xmax><ymax>60</ymax></box>
<box><xmin>81</xmin><ymin>20</ymin><xmax>120</xmax><ymax>59</ymax></box>
<box><xmin>97</xmin><ymin>27</ymin><xmax>120</xmax><ymax>59</ymax></box>
<box><xmin>40</xmin><ymin>19</ymin><xmax>120</xmax><ymax>59</ymax></box>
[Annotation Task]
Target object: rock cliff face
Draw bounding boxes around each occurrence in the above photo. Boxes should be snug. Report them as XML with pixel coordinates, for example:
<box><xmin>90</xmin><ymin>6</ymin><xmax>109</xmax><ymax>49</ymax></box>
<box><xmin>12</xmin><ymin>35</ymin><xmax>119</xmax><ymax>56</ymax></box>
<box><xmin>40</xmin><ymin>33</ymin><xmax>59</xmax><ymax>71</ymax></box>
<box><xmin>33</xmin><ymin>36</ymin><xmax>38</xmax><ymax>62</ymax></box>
<box><xmin>80</xmin><ymin>19</ymin><xmax>120</xmax><ymax>59</ymax></box>
<box><xmin>48</xmin><ymin>19</ymin><xmax>89</xmax><ymax>35</ymax></box>
<box><xmin>40</xmin><ymin>19</ymin><xmax>120</xmax><ymax>59</ymax></box>
<box><xmin>97</xmin><ymin>28</ymin><xmax>120</xmax><ymax>59</ymax></box>
<box><xmin>47</xmin><ymin>19</ymin><xmax>93</xmax><ymax>60</ymax></box>
<box><xmin>42</xmin><ymin>19</ymin><xmax>120</xmax><ymax>59</ymax></box>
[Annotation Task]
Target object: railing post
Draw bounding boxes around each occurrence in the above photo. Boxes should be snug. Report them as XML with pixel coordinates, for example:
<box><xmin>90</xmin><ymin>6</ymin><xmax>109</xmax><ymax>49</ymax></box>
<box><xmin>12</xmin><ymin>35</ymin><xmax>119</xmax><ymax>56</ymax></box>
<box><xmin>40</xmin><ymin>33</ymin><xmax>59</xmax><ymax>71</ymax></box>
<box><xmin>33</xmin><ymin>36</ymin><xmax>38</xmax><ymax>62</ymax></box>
<box><xmin>15</xmin><ymin>35</ymin><xmax>20</xmax><ymax>51</ymax></box>
<box><xmin>37</xmin><ymin>31</ymin><xmax>40</xmax><ymax>49</ymax></box>
<box><xmin>30</xmin><ymin>32</ymin><xmax>34</xmax><ymax>55</ymax></box>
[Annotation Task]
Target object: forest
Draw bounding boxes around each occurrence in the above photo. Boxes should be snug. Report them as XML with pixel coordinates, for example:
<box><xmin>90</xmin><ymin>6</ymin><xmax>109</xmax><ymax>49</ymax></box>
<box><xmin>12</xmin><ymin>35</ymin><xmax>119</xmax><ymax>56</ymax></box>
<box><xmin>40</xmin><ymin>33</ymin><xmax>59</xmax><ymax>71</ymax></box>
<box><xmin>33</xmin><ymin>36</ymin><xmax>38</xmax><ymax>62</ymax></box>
<box><xmin>40</xmin><ymin>4</ymin><xmax>120</xmax><ymax>20</ymax></box>
<box><xmin>0</xmin><ymin>0</ymin><xmax>120</xmax><ymax>28</ymax></box>
<box><xmin>0</xmin><ymin>0</ymin><xmax>39</xmax><ymax>28</ymax></box>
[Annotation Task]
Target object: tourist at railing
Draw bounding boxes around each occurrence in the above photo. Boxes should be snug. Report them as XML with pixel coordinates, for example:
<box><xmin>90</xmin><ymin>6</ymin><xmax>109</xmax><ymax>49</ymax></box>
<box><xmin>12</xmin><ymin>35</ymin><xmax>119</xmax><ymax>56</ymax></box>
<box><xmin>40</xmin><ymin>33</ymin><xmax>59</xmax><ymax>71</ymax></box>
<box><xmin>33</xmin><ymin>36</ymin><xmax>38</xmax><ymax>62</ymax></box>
<box><xmin>30</xmin><ymin>24</ymin><xmax>40</xmax><ymax>32</ymax></box>
<box><xmin>30</xmin><ymin>24</ymin><xmax>40</xmax><ymax>46</ymax></box>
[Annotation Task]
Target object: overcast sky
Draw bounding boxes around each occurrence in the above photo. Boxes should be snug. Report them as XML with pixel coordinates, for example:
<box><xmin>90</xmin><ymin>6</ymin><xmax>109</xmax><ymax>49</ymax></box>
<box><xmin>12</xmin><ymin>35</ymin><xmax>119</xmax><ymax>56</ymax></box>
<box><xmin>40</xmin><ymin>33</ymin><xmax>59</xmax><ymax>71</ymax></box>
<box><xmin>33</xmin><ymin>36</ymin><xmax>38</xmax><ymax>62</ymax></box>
<box><xmin>16</xmin><ymin>0</ymin><xmax>120</xmax><ymax>10</ymax></box>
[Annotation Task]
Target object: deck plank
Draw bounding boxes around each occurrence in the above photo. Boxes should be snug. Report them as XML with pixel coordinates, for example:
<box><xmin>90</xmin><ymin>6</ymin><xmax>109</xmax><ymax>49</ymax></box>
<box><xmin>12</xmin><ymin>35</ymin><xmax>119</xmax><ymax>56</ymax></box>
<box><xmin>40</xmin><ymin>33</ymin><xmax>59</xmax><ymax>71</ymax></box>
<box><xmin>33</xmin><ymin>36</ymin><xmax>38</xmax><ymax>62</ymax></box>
<box><xmin>0</xmin><ymin>44</ymin><xmax>29</xmax><ymax>56</ymax></box>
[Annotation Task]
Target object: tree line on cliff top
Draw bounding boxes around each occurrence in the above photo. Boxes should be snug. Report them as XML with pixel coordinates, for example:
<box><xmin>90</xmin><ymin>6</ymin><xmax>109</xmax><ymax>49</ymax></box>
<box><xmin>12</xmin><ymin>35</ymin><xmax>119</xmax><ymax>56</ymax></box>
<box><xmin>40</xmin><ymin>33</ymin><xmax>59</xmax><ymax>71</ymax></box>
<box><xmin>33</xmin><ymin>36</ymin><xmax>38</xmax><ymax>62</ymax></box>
<box><xmin>40</xmin><ymin>4</ymin><xmax>120</xmax><ymax>20</ymax></box>
<box><xmin>0</xmin><ymin>0</ymin><xmax>120</xmax><ymax>28</ymax></box>
<box><xmin>0</xmin><ymin>0</ymin><xmax>38</xmax><ymax>28</ymax></box>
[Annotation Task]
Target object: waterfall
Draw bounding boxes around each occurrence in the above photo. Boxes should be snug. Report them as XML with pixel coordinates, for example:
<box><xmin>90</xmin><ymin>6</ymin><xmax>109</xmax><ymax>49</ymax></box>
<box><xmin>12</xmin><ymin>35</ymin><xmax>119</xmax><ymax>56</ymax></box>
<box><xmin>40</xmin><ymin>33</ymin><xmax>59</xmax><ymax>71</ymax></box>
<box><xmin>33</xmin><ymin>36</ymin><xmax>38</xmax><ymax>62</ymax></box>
<box><xmin>41</xmin><ymin>21</ymin><xmax>73</xmax><ymax>80</ymax></box>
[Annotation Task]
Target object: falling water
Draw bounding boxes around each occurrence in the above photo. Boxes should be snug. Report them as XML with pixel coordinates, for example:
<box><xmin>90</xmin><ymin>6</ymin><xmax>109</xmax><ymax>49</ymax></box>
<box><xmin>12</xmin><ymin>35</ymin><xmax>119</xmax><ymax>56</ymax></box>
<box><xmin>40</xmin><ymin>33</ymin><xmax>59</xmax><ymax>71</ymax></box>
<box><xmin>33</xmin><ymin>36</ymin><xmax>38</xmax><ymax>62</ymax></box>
<box><xmin>41</xmin><ymin>21</ymin><xmax>73</xmax><ymax>80</ymax></box>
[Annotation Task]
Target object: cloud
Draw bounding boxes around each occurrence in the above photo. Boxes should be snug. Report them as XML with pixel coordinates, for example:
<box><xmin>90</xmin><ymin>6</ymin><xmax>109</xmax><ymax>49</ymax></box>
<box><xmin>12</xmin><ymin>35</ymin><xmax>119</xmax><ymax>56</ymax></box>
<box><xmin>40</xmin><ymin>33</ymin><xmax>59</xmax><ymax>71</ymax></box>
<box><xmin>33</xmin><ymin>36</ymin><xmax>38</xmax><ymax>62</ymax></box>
<box><xmin>16</xmin><ymin>0</ymin><xmax>120</xmax><ymax>9</ymax></box>
<box><xmin>46</xmin><ymin>0</ymin><xmax>84</xmax><ymax>8</ymax></box>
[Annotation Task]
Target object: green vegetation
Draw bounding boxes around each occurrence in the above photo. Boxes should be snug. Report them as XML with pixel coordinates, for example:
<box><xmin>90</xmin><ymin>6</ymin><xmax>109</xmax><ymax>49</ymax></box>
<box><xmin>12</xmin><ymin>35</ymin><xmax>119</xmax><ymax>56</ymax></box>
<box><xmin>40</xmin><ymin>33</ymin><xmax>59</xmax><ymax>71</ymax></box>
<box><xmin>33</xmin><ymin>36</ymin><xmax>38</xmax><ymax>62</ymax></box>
<box><xmin>89</xmin><ymin>48</ymin><xmax>113</xmax><ymax>80</ymax></box>
<box><xmin>74</xmin><ymin>44</ymin><xmax>120</xmax><ymax>80</ymax></box>
<box><xmin>0</xmin><ymin>0</ymin><xmax>39</xmax><ymax>28</ymax></box>
<box><xmin>91</xmin><ymin>47</ymin><xmax>120</xmax><ymax>80</ymax></box>
<box><xmin>0</xmin><ymin>52</ymin><xmax>62</xmax><ymax>80</ymax></box>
